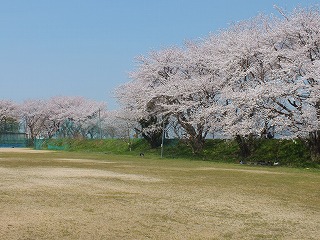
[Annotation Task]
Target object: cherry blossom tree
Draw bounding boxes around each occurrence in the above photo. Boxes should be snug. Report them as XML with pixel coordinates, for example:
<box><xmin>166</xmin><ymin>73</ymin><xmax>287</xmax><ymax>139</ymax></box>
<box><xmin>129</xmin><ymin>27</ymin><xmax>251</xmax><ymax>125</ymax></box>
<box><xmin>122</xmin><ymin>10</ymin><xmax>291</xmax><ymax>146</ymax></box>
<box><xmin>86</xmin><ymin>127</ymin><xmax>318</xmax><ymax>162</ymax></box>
<box><xmin>115</xmin><ymin>49</ymin><xmax>176</xmax><ymax>149</ymax></box>
<box><xmin>207</xmin><ymin>15</ymin><xmax>285</xmax><ymax>157</ymax></box>
<box><xmin>264</xmin><ymin>7</ymin><xmax>320</xmax><ymax>160</ymax></box>
<box><xmin>215</xmin><ymin>6</ymin><xmax>320</xmax><ymax>161</ymax></box>
<box><xmin>45</xmin><ymin>96</ymin><xmax>107</xmax><ymax>138</ymax></box>
<box><xmin>103</xmin><ymin>110</ymin><xmax>139</xmax><ymax>150</ymax></box>
<box><xmin>18</xmin><ymin>99</ymin><xmax>48</xmax><ymax>140</ymax></box>
<box><xmin>17</xmin><ymin>96</ymin><xmax>107</xmax><ymax>141</ymax></box>
<box><xmin>117</xmin><ymin>45</ymin><xmax>229</xmax><ymax>154</ymax></box>
<box><xmin>0</xmin><ymin>100</ymin><xmax>19</xmax><ymax>132</ymax></box>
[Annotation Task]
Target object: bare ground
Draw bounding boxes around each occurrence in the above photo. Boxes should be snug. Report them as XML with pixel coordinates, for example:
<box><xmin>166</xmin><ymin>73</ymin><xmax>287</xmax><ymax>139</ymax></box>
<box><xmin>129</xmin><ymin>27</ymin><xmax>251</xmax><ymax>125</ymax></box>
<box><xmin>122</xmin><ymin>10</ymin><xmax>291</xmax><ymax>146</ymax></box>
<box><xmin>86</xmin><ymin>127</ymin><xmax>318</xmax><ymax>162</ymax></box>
<box><xmin>0</xmin><ymin>148</ymin><xmax>52</xmax><ymax>153</ymax></box>
<box><xmin>0</xmin><ymin>148</ymin><xmax>319</xmax><ymax>239</ymax></box>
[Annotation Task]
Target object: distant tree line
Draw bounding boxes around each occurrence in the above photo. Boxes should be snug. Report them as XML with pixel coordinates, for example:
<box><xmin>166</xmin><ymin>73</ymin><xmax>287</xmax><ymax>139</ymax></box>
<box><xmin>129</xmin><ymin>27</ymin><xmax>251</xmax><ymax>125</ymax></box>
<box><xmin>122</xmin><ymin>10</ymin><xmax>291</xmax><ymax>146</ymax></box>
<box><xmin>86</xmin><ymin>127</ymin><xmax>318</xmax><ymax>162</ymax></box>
<box><xmin>0</xmin><ymin>97</ymin><xmax>107</xmax><ymax>141</ymax></box>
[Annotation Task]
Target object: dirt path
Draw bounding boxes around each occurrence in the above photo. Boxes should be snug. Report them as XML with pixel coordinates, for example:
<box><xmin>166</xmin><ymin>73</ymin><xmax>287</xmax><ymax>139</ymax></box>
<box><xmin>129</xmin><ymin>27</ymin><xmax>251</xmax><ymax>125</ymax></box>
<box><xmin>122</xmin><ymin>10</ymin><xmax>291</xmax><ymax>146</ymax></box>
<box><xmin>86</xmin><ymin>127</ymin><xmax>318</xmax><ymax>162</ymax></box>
<box><xmin>0</xmin><ymin>148</ymin><xmax>51</xmax><ymax>153</ymax></box>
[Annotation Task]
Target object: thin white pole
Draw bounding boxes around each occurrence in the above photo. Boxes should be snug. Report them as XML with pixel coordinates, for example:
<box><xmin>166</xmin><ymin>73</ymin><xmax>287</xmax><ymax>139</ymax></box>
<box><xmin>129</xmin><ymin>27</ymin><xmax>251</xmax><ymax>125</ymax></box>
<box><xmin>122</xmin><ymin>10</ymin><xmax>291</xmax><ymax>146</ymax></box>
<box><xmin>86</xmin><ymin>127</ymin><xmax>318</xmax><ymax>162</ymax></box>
<box><xmin>161</xmin><ymin>119</ymin><xmax>165</xmax><ymax>158</ymax></box>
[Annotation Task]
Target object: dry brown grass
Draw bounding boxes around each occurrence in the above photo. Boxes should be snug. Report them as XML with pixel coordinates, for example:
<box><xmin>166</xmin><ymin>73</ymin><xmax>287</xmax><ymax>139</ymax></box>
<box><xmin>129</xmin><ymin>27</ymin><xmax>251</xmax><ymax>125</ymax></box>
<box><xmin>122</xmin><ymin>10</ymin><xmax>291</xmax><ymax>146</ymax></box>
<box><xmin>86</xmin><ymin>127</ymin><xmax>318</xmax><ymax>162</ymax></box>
<box><xmin>0</xmin><ymin>148</ymin><xmax>319</xmax><ymax>239</ymax></box>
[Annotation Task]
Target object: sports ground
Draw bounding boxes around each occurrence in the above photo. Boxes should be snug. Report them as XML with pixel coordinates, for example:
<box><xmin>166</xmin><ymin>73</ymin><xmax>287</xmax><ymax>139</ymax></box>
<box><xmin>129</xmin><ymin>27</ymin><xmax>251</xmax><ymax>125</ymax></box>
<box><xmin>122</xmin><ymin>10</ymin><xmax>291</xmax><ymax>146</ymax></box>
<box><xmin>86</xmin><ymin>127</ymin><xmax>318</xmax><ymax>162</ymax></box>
<box><xmin>0</xmin><ymin>148</ymin><xmax>319</xmax><ymax>239</ymax></box>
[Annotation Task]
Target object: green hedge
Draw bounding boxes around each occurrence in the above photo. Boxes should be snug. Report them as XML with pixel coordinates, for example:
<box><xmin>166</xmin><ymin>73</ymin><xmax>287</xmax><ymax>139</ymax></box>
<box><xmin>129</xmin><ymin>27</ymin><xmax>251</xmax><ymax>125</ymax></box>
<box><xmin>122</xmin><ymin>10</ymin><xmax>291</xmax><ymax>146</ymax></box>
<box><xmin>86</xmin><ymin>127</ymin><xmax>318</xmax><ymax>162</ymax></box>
<box><xmin>42</xmin><ymin>138</ymin><xmax>317</xmax><ymax>168</ymax></box>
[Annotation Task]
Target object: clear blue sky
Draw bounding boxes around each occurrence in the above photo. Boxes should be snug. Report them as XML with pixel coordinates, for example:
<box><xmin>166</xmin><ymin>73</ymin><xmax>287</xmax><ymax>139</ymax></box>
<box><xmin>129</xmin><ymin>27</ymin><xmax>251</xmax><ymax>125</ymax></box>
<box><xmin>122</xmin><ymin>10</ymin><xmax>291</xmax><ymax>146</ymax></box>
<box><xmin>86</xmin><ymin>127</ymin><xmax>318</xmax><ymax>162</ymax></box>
<box><xmin>0</xmin><ymin>0</ymin><xmax>319</xmax><ymax>109</ymax></box>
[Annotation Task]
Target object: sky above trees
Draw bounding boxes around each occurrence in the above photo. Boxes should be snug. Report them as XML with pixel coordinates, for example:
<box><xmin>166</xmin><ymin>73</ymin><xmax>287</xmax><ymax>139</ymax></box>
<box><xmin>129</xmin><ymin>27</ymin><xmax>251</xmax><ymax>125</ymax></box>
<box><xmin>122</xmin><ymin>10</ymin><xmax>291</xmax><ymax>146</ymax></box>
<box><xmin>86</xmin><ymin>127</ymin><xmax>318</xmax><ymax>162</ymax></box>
<box><xmin>0</xmin><ymin>0</ymin><xmax>319</xmax><ymax>109</ymax></box>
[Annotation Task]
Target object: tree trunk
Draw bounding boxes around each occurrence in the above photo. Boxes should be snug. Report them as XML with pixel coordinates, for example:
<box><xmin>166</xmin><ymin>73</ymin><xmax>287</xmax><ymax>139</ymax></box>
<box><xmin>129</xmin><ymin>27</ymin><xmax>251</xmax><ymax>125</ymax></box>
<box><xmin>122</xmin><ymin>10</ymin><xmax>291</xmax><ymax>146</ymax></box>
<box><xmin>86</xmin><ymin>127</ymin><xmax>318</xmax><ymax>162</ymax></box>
<box><xmin>235</xmin><ymin>134</ymin><xmax>259</xmax><ymax>159</ymax></box>
<box><xmin>188</xmin><ymin>135</ymin><xmax>205</xmax><ymax>155</ymax></box>
<box><xmin>137</xmin><ymin>116</ymin><xmax>165</xmax><ymax>149</ymax></box>
<box><xmin>177</xmin><ymin>119</ymin><xmax>207</xmax><ymax>155</ymax></box>
<box><xmin>142</xmin><ymin>129</ymin><xmax>163</xmax><ymax>148</ymax></box>
<box><xmin>308</xmin><ymin>130</ymin><xmax>320</xmax><ymax>163</ymax></box>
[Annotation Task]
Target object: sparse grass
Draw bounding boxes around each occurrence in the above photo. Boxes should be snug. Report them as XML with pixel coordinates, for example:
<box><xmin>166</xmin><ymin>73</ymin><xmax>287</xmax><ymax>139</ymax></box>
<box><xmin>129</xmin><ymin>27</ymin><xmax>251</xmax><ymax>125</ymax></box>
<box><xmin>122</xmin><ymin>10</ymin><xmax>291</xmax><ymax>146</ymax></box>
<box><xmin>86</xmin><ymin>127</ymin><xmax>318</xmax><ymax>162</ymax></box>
<box><xmin>0</xmin><ymin>149</ymin><xmax>319</xmax><ymax>239</ymax></box>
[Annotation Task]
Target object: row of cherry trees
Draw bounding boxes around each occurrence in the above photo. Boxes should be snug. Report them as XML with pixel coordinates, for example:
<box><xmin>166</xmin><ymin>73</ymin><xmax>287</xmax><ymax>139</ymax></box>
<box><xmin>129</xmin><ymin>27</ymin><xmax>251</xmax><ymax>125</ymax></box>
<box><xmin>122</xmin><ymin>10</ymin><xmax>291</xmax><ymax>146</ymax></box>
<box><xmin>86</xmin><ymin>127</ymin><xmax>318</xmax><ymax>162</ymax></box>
<box><xmin>116</xmin><ymin>7</ymin><xmax>320</xmax><ymax>161</ymax></box>
<box><xmin>0</xmin><ymin>97</ymin><xmax>110</xmax><ymax>140</ymax></box>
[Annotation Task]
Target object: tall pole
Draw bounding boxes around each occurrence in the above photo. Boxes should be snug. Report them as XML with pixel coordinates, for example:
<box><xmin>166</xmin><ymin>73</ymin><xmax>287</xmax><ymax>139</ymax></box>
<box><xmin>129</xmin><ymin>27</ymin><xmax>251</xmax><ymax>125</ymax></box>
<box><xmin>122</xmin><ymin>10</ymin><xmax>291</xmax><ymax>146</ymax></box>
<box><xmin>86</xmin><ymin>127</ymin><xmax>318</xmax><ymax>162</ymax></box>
<box><xmin>98</xmin><ymin>108</ymin><xmax>102</xmax><ymax>139</ymax></box>
<box><xmin>127</xmin><ymin>123</ymin><xmax>131</xmax><ymax>151</ymax></box>
<box><xmin>160</xmin><ymin>118</ymin><xmax>165</xmax><ymax>158</ymax></box>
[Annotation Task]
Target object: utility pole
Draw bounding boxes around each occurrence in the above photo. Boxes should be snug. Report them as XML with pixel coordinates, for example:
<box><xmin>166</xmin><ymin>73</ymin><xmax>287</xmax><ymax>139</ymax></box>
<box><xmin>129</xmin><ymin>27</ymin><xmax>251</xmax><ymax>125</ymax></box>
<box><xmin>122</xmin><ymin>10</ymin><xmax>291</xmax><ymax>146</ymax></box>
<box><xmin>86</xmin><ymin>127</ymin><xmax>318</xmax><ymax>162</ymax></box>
<box><xmin>98</xmin><ymin>108</ymin><xmax>102</xmax><ymax>139</ymax></box>
<box><xmin>161</xmin><ymin>118</ymin><xmax>165</xmax><ymax>158</ymax></box>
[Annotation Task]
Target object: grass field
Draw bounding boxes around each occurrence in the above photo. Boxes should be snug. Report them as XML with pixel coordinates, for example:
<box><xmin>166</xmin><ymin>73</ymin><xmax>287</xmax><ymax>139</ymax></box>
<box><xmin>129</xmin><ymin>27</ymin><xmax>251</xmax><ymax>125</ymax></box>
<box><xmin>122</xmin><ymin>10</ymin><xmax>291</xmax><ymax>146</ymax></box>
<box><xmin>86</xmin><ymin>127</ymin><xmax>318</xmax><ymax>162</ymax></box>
<box><xmin>0</xmin><ymin>148</ymin><xmax>319</xmax><ymax>239</ymax></box>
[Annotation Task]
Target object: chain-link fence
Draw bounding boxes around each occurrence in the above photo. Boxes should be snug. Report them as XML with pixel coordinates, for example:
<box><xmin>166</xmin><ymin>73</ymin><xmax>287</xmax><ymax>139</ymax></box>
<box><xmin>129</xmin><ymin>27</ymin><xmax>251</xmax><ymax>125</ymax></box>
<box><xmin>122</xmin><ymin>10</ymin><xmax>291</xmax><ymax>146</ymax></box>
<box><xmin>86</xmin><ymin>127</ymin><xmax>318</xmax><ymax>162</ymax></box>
<box><xmin>0</xmin><ymin>132</ymin><xmax>28</xmax><ymax>147</ymax></box>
